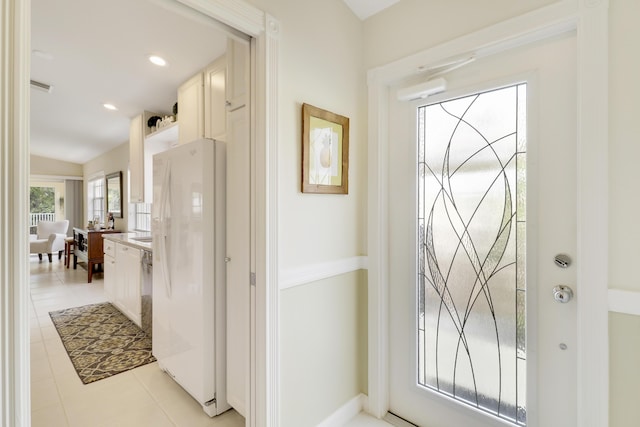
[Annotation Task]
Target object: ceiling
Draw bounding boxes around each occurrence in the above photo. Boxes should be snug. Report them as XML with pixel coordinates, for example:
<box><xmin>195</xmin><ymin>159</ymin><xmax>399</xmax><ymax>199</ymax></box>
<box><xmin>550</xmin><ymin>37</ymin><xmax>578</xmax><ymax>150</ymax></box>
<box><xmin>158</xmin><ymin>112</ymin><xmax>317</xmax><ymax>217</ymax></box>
<box><xmin>342</xmin><ymin>0</ymin><xmax>401</xmax><ymax>20</ymax></box>
<box><xmin>30</xmin><ymin>0</ymin><xmax>229</xmax><ymax>164</ymax></box>
<box><xmin>30</xmin><ymin>0</ymin><xmax>399</xmax><ymax>165</ymax></box>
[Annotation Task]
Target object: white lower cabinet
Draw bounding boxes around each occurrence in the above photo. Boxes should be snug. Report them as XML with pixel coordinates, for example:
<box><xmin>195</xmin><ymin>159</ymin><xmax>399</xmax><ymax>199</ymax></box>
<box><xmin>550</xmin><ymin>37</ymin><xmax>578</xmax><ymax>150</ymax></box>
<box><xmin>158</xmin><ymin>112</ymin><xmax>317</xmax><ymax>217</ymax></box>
<box><xmin>110</xmin><ymin>243</ymin><xmax>142</xmax><ymax>327</ymax></box>
<box><xmin>103</xmin><ymin>240</ymin><xmax>116</xmax><ymax>302</ymax></box>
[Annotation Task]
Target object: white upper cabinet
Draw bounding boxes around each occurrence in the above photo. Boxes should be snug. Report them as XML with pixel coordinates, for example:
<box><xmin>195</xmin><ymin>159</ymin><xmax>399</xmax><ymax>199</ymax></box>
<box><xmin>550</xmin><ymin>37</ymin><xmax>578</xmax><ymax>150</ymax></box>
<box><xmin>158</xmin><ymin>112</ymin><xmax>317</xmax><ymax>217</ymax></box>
<box><xmin>226</xmin><ymin>39</ymin><xmax>249</xmax><ymax>111</ymax></box>
<box><xmin>180</xmin><ymin>53</ymin><xmax>229</xmax><ymax>145</ymax></box>
<box><xmin>204</xmin><ymin>55</ymin><xmax>227</xmax><ymax>141</ymax></box>
<box><xmin>130</xmin><ymin>44</ymin><xmax>243</xmax><ymax>199</ymax></box>
<box><xmin>177</xmin><ymin>72</ymin><xmax>204</xmax><ymax>145</ymax></box>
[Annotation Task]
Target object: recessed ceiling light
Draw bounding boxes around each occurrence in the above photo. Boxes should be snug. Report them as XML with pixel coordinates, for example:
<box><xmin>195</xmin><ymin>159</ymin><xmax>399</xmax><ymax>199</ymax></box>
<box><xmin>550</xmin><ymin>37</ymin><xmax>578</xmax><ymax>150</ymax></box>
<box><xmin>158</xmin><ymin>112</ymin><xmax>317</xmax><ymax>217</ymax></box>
<box><xmin>103</xmin><ymin>103</ymin><xmax>118</xmax><ymax>111</ymax></box>
<box><xmin>148</xmin><ymin>55</ymin><xmax>167</xmax><ymax>67</ymax></box>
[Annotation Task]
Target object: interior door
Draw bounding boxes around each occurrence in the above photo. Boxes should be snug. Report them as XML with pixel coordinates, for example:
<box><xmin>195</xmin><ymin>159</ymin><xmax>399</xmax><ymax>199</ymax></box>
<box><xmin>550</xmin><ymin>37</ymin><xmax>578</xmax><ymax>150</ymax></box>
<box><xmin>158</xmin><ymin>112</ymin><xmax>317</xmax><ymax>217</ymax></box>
<box><xmin>387</xmin><ymin>33</ymin><xmax>577</xmax><ymax>427</ymax></box>
<box><xmin>225</xmin><ymin>37</ymin><xmax>251</xmax><ymax>417</ymax></box>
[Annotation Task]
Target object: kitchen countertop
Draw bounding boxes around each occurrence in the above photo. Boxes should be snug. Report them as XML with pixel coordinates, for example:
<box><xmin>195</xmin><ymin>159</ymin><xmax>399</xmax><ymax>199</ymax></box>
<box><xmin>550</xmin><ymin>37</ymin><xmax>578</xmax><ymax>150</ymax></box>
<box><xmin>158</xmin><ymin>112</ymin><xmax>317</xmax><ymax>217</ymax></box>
<box><xmin>103</xmin><ymin>232</ymin><xmax>152</xmax><ymax>251</ymax></box>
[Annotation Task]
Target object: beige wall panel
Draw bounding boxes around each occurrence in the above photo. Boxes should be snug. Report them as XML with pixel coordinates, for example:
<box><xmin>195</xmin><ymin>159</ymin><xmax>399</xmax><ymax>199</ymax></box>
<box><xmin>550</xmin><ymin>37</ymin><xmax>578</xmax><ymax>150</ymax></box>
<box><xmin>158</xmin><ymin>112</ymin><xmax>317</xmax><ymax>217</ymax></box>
<box><xmin>280</xmin><ymin>271</ymin><xmax>367</xmax><ymax>426</ymax></box>
<box><xmin>609</xmin><ymin>0</ymin><xmax>640</xmax><ymax>291</ymax></box>
<box><xmin>609</xmin><ymin>312</ymin><xmax>640</xmax><ymax>427</ymax></box>
<box><xmin>31</xmin><ymin>154</ymin><xmax>82</xmax><ymax>177</ymax></box>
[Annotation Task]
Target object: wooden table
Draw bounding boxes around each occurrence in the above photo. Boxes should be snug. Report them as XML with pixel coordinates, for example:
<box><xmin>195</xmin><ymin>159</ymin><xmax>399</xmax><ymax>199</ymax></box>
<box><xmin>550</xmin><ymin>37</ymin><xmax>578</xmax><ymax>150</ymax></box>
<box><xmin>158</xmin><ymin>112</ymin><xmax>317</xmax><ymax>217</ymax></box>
<box><xmin>73</xmin><ymin>228</ymin><xmax>121</xmax><ymax>283</ymax></box>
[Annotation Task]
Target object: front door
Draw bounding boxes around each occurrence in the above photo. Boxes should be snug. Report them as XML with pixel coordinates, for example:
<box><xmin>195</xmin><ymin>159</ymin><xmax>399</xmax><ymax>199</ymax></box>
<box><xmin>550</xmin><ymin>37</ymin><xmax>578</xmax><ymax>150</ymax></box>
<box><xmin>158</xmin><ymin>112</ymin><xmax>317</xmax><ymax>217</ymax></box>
<box><xmin>387</xmin><ymin>32</ymin><xmax>577</xmax><ymax>427</ymax></box>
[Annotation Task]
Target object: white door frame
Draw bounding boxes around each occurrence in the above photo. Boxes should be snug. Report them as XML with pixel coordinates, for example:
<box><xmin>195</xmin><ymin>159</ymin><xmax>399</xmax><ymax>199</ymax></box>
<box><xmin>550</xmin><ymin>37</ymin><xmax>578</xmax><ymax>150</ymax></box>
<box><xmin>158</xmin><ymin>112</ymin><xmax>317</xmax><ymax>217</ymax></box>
<box><xmin>367</xmin><ymin>1</ymin><xmax>609</xmax><ymax>425</ymax></box>
<box><xmin>0</xmin><ymin>0</ymin><xmax>281</xmax><ymax>426</ymax></box>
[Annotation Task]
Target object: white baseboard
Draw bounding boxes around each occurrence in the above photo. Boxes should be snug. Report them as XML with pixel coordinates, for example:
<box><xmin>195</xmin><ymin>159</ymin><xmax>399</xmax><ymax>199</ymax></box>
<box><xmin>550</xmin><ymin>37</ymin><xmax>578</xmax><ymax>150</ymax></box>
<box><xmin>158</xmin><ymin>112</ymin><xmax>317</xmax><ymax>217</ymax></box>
<box><xmin>608</xmin><ymin>288</ymin><xmax>640</xmax><ymax>316</ymax></box>
<box><xmin>383</xmin><ymin>413</ymin><xmax>418</xmax><ymax>427</ymax></box>
<box><xmin>279</xmin><ymin>256</ymin><xmax>368</xmax><ymax>290</ymax></box>
<box><xmin>318</xmin><ymin>393</ymin><xmax>368</xmax><ymax>427</ymax></box>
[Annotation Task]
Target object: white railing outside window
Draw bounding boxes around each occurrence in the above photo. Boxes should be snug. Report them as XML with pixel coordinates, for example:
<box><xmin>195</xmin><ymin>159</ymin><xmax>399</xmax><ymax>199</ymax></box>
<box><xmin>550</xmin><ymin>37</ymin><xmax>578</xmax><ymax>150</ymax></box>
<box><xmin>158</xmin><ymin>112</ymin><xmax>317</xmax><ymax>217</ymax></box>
<box><xmin>29</xmin><ymin>212</ymin><xmax>56</xmax><ymax>226</ymax></box>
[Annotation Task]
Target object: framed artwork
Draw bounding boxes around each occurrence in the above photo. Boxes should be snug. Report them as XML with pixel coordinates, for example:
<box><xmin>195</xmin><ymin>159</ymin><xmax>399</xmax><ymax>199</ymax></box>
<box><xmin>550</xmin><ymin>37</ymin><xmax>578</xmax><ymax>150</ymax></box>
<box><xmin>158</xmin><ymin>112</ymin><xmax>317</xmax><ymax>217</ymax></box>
<box><xmin>301</xmin><ymin>103</ymin><xmax>349</xmax><ymax>194</ymax></box>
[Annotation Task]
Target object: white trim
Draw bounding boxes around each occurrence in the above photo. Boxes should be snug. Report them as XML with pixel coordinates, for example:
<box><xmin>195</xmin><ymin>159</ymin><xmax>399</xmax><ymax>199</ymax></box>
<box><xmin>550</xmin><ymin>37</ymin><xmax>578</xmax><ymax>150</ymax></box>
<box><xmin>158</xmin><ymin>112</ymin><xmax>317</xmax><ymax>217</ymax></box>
<box><xmin>30</xmin><ymin>174</ymin><xmax>83</xmax><ymax>181</ymax></box>
<box><xmin>368</xmin><ymin>1</ymin><xmax>578</xmax><ymax>86</ymax></box>
<box><xmin>575</xmin><ymin>1</ymin><xmax>609</xmax><ymax>426</ymax></box>
<box><xmin>367</xmin><ymin>72</ymin><xmax>390</xmax><ymax>419</ymax></box>
<box><xmin>279</xmin><ymin>256</ymin><xmax>368</xmax><ymax>290</ymax></box>
<box><xmin>609</xmin><ymin>289</ymin><xmax>640</xmax><ymax>316</ymax></box>
<box><xmin>1</xmin><ymin>0</ymin><xmax>31</xmax><ymax>426</ymax></box>
<box><xmin>317</xmin><ymin>393</ymin><xmax>368</xmax><ymax>427</ymax></box>
<box><xmin>253</xmin><ymin>12</ymin><xmax>281</xmax><ymax>427</ymax></box>
<box><xmin>177</xmin><ymin>0</ymin><xmax>263</xmax><ymax>37</ymax></box>
<box><xmin>367</xmin><ymin>0</ymin><xmax>609</xmax><ymax>423</ymax></box>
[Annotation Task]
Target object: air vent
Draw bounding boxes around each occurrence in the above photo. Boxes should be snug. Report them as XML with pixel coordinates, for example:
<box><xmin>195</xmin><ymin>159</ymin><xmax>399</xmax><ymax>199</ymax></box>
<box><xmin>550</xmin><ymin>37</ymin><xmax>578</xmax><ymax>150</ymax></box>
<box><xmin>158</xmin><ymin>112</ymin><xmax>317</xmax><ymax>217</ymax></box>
<box><xmin>30</xmin><ymin>79</ymin><xmax>53</xmax><ymax>93</ymax></box>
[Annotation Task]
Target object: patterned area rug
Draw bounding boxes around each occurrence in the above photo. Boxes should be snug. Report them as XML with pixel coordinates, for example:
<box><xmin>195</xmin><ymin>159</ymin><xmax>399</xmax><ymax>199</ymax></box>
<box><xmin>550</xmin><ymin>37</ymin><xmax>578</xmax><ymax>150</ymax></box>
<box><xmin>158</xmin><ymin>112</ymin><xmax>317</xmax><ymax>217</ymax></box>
<box><xmin>49</xmin><ymin>302</ymin><xmax>155</xmax><ymax>384</ymax></box>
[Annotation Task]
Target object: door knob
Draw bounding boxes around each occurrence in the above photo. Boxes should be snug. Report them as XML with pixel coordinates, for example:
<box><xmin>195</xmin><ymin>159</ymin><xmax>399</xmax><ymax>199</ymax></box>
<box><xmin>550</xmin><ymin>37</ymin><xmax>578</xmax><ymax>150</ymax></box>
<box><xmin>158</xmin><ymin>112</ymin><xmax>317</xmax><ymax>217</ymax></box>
<box><xmin>553</xmin><ymin>285</ymin><xmax>574</xmax><ymax>303</ymax></box>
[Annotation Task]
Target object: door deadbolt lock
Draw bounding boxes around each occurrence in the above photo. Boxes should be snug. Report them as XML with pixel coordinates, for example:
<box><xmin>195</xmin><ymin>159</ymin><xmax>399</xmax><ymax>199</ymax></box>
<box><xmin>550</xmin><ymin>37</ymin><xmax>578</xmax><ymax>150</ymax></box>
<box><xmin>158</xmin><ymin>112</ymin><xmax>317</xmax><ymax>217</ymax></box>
<box><xmin>554</xmin><ymin>254</ymin><xmax>572</xmax><ymax>269</ymax></box>
<box><xmin>553</xmin><ymin>285</ymin><xmax>574</xmax><ymax>303</ymax></box>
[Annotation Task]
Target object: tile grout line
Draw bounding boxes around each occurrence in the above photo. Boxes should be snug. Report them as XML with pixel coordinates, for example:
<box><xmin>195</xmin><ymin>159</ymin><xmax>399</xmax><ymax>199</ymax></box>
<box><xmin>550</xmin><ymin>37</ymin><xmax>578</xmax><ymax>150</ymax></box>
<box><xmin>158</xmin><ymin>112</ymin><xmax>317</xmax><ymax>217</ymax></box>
<box><xmin>131</xmin><ymin>368</ymin><xmax>180</xmax><ymax>426</ymax></box>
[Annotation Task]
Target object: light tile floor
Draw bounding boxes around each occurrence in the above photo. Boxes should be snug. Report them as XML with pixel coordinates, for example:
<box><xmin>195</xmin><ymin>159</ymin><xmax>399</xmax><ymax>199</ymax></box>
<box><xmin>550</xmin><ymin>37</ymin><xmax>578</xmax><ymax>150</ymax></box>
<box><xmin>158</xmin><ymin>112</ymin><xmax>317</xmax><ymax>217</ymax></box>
<box><xmin>344</xmin><ymin>414</ymin><xmax>394</xmax><ymax>426</ymax></box>
<box><xmin>29</xmin><ymin>256</ymin><xmax>244</xmax><ymax>427</ymax></box>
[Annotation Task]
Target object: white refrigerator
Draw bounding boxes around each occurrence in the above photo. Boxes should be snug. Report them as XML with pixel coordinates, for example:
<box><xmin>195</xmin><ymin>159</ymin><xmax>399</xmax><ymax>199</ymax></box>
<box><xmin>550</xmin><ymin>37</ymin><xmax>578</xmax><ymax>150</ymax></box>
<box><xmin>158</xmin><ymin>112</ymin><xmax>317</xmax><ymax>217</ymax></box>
<box><xmin>151</xmin><ymin>138</ymin><xmax>229</xmax><ymax>417</ymax></box>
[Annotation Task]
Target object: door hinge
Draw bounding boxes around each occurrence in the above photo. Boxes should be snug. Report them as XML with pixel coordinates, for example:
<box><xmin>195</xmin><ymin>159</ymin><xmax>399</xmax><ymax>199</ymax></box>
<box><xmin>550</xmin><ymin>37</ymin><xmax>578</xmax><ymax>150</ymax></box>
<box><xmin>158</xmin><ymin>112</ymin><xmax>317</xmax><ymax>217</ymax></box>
<box><xmin>204</xmin><ymin>394</ymin><xmax>217</xmax><ymax>407</ymax></box>
<box><xmin>250</xmin><ymin>272</ymin><xmax>256</xmax><ymax>286</ymax></box>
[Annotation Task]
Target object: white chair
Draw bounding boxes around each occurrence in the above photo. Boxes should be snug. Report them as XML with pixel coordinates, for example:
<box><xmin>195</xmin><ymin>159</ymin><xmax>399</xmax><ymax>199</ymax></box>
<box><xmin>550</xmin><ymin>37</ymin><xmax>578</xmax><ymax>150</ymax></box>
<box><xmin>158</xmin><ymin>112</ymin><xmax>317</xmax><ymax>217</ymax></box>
<box><xmin>29</xmin><ymin>220</ymin><xmax>69</xmax><ymax>262</ymax></box>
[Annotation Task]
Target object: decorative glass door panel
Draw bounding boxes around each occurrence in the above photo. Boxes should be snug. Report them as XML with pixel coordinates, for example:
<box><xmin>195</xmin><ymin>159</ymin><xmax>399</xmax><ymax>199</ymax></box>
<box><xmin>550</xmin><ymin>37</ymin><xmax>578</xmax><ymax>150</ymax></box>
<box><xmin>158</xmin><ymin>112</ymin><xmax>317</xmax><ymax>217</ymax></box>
<box><xmin>417</xmin><ymin>84</ymin><xmax>527</xmax><ymax>425</ymax></box>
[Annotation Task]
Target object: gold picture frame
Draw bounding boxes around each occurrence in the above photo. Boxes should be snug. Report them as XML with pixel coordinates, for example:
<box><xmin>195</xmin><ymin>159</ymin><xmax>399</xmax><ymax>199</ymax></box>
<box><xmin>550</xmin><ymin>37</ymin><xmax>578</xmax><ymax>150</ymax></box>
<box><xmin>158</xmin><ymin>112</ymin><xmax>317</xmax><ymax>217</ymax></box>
<box><xmin>301</xmin><ymin>103</ymin><xmax>349</xmax><ymax>194</ymax></box>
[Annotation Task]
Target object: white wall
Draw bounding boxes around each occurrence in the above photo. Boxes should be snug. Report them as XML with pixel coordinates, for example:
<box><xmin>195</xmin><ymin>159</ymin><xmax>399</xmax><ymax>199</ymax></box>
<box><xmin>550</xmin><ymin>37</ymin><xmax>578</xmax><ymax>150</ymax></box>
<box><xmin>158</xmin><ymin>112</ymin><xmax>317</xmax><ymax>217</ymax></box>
<box><xmin>82</xmin><ymin>142</ymin><xmax>130</xmax><ymax>231</ymax></box>
<box><xmin>246</xmin><ymin>0</ymin><xmax>368</xmax><ymax>424</ymax></box>
<box><xmin>250</xmin><ymin>0</ymin><xmax>367</xmax><ymax>267</ymax></box>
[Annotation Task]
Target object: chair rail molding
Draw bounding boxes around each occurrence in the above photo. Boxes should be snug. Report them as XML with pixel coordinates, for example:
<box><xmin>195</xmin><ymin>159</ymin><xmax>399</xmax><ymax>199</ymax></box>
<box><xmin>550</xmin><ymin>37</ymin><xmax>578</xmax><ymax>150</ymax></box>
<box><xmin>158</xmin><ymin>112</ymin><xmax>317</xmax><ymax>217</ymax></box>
<box><xmin>609</xmin><ymin>289</ymin><xmax>640</xmax><ymax>316</ymax></box>
<box><xmin>366</xmin><ymin>0</ymin><xmax>608</xmax><ymax>425</ymax></box>
<box><xmin>279</xmin><ymin>256</ymin><xmax>368</xmax><ymax>290</ymax></box>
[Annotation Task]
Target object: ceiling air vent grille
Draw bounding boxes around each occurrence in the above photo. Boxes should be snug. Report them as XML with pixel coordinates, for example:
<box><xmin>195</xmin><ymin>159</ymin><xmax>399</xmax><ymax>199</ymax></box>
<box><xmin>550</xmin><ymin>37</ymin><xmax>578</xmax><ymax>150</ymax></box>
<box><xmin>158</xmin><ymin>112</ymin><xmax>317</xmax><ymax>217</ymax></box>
<box><xmin>30</xmin><ymin>79</ymin><xmax>53</xmax><ymax>93</ymax></box>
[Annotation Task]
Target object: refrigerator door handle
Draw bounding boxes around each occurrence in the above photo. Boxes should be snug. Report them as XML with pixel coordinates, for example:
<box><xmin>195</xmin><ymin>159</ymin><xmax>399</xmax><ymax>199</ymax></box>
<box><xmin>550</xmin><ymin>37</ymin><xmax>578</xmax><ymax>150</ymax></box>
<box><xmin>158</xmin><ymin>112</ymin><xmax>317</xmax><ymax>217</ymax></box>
<box><xmin>159</xmin><ymin>159</ymin><xmax>172</xmax><ymax>298</ymax></box>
